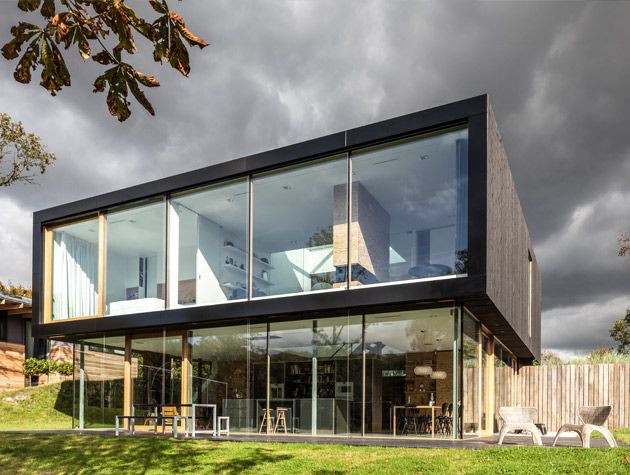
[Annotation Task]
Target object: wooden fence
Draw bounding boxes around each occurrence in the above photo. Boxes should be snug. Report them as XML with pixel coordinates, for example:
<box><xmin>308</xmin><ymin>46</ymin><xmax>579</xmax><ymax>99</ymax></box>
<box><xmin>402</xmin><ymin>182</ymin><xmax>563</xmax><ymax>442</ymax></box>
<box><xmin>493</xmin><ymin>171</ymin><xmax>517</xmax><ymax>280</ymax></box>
<box><xmin>495</xmin><ymin>364</ymin><xmax>630</xmax><ymax>431</ymax></box>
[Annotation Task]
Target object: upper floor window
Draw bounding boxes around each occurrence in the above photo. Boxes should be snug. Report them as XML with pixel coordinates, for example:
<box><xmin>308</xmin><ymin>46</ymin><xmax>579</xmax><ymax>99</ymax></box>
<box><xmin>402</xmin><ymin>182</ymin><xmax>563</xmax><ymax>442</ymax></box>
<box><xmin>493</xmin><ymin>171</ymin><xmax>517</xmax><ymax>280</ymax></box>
<box><xmin>252</xmin><ymin>155</ymin><xmax>347</xmax><ymax>297</ymax></box>
<box><xmin>169</xmin><ymin>179</ymin><xmax>249</xmax><ymax>306</ymax></box>
<box><xmin>105</xmin><ymin>200</ymin><xmax>165</xmax><ymax>316</ymax></box>
<box><xmin>51</xmin><ymin>218</ymin><xmax>99</xmax><ymax>320</ymax></box>
<box><xmin>349</xmin><ymin>127</ymin><xmax>468</xmax><ymax>287</ymax></box>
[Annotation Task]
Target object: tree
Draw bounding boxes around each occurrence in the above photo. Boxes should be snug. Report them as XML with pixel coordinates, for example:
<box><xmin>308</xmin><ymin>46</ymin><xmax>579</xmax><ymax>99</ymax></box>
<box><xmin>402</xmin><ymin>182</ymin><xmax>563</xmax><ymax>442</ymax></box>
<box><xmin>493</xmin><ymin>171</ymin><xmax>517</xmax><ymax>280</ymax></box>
<box><xmin>1</xmin><ymin>0</ymin><xmax>208</xmax><ymax>122</ymax></box>
<box><xmin>610</xmin><ymin>308</ymin><xmax>630</xmax><ymax>355</ymax></box>
<box><xmin>0</xmin><ymin>113</ymin><xmax>54</xmax><ymax>186</ymax></box>
<box><xmin>620</xmin><ymin>233</ymin><xmax>630</xmax><ymax>258</ymax></box>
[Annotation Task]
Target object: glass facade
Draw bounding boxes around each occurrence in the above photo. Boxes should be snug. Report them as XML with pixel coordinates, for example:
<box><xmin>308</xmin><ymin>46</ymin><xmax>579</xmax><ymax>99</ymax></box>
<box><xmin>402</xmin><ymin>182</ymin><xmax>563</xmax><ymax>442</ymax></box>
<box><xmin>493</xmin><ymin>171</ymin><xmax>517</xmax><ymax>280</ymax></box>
<box><xmin>364</xmin><ymin>309</ymin><xmax>455</xmax><ymax>436</ymax></box>
<box><xmin>73</xmin><ymin>307</ymin><xmax>463</xmax><ymax>438</ymax></box>
<box><xmin>46</xmin><ymin>126</ymin><xmax>468</xmax><ymax>320</ymax></box>
<box><xmin>106</xmin><ymin>200</ymin><xmax>166</xmax><ymax>316</ymax></box>
<box><xmin>73</xmin><ymin>336</ymin><xmax>125</xmax><ymax>428</ymax></box>
<box><xmin>169</xmin><ymin>179</ymin><xmax>249</xmax><ymax>306</ymax></box>
<box><xmin>462</xmin><ymin>312</ymin><xmax>480</xmax><ymax>435</ymax></box>
<box><xmin>51</xmin><ymin>218</ymin><xmax>99</xmax><ymax>320</ymax></box>
<box><xmin>268</xmin><ymin>315</ymin><xmax>362</xmax><ymax>435</ymax></box>
<box><xmin>350</xmin><ymin>128</ymin><xmax>468</xmax><ymax>286</ymax></box>
<box><xmin>188</xmin><ymin>323</ymin><xmax>267</xmax><ymax>433</ymax></box>
<box><xmin>131</xmin><ymin>333</ymin><xmax>183</xmax><ymax>410</ymax></box>
<box><xmin>252</xmin><ymin>156</ymin><xmax>348</xmax><ymax>297</ymax></box>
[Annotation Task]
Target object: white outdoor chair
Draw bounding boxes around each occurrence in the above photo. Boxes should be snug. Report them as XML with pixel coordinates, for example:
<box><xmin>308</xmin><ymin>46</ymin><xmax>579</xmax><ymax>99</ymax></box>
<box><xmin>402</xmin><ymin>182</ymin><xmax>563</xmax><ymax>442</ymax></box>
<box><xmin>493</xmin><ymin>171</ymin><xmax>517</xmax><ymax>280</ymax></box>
<box><xmin>497</xmin><ymin>407</ymin><xmax>543</xmax><ymax>446</ymax></box>
<box><xmin>552</xmin><ymin>406</ymin><xmax>618</xmax><ymax>448</ymax></box>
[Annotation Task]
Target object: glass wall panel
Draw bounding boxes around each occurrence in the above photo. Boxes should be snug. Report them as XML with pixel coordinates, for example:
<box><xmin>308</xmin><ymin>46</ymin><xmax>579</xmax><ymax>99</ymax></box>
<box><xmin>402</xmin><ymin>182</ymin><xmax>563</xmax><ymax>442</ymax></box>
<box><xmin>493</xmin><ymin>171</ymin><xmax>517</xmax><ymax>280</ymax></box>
<box><xmin>252</xmin><ymin>156</ymin><xmax>347</xmax><ymax>297</ymax></box>
<box><xmin>350</xmin><ymin>128</ymin><xmax>468</xmax><ymax>287</ymax></box>
<box><xmin>188</xmin><ymin>323</ymin><xmax>267</xmax><ymax>434</ymax></box>
<box><xmin>364</xmin><ymin>308</ymin><xmax>455</xmax><ymax>438</ymax></box>
<box><xmin>52</xmin><ymin>218</ymin><xmax>99</xmax><ymax>320</ymax></box>
<box><xmin>462</xmin><ymin>313</ymin><xmax>480</xmax><ymax>435</ymax></box>
<box><xmin>106</xmin><ymin>201</ymin><xmax>165</xmax><ymax>315</ymax></box>
<box><xmin>73</xmin><ymin>336</ymin><xmax>125</xmax><ymax>428</ymax></box>
<box><xmin>268</xmin><ymin>315</ymin><xmax>362</xmax><ymax>435</ymax></box>
<box><xmin>131</xmin><ymin>333</ymin><xmax>182</xmax><ymax>413</ymax></box>
<box><xmin>169</xmin><ymin>179</ymin><xmax>248</xmax><ymax>307</ymax></box>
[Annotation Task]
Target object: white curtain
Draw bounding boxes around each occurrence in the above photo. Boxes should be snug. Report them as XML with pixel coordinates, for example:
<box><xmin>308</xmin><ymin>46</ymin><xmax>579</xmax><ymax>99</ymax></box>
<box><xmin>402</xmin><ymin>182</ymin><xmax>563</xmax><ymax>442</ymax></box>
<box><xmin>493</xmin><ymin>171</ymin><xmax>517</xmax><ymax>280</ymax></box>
<box><xmin>52</xmin><ymin>232</ymin><xmax>98</xmax><ymax>319</ymax></box>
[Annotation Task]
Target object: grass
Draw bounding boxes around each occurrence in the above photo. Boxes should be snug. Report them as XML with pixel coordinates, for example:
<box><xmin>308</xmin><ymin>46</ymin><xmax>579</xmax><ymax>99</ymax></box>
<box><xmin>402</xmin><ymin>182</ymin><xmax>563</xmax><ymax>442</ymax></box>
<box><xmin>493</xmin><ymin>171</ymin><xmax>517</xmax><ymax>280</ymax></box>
<box><xmin>0</xmin><ymin>382</ymin><xmax>72</xmax><ymax>431</ymax></box>
<box><xmin>0</xmin><ymin>433</ymin><xmax>628</xmax><ymax>474</ymax></box>
<box><xmin>1</xmin><ymin>385</ymin><xmax>629</xmax><ymax>473</ymax></box>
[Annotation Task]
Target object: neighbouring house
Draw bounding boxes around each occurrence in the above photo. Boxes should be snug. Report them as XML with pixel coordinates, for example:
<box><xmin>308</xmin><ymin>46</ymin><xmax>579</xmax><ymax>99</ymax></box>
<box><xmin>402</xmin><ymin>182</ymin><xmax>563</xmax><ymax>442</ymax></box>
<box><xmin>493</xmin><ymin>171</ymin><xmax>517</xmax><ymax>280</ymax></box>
<box><xmin>0</xmin><ymin>292</ymin><xmax>36</xmax><ymax>389</ymax></box>
<box><xmin>0</xmin><ymin>291</ymin><xmax>68</xmax><ymax>390</ymax></box>
<box><xmin>32</xmin><ymin>95</ymin><xmax>541</xmax><ymax>438</ymax></box>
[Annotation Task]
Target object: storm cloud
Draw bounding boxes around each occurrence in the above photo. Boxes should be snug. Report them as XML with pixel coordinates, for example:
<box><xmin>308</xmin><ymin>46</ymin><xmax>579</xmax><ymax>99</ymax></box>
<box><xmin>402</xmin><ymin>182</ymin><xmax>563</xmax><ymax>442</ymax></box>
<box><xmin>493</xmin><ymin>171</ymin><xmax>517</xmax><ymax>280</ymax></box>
<box><xmin>0</xmin><ymin>1</ymin><xmax>628</xmax><ymax>356</ymax></box>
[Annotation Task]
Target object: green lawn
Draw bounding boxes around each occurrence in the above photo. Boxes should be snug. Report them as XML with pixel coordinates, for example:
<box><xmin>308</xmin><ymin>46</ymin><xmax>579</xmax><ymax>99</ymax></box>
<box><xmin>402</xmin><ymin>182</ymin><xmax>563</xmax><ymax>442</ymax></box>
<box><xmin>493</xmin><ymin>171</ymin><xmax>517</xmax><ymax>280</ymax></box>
<box><xmin>1</xmin><ymin>385</ymin><xmax>629</xmax><ymax>474</ymax></box>
<box><xmin>0</xmin><ymin>383</ymin><xmax>72</xmax><ymax>431</ymax></box>
<box><xmin>0</xmin><ymin>433</ymin><xmax>628</xmax><ymax>475</ymax></box>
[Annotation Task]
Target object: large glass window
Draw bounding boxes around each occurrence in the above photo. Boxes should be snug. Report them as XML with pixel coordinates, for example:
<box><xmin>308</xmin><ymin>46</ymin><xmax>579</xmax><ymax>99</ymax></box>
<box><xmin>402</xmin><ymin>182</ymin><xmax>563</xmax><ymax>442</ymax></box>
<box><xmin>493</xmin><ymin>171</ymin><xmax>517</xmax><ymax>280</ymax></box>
<box><xmin>462</xmin><ymin>313</ymin><xmax>480</xmax><ymax>435</ymax></box>
<box><xmin>252</xmin><ymin>156</ymin><xmax>348</xmax><ymax>297</ymax></box>
<box><xmin>169</xmin><ymin>179</ymin><xmax>249</xmax><ymax>307</ymax></box>
<box><xmin>73</xmin><ymin>336</ymin><xmax>125</xmax><ymax>428</ymax></box>
<box><xmin>51</xmin><ymin>218</ymin><xmax>99</xmax><ymax>320</ymax></box>
<box><xmin>188</xmin><ymin>323</ymin><xmax>267</xmax><ymax>434</ymax></box>
<box><xmin>106</xmin><ymin>201</ymin><xmax>165</xmax><ymax>315</ymax></box>
<box><xmin>131</xmin><ymin>333</ymin><xmax>182</xmax><ymax>411</ymax></box>
<box><xmin>364</xmin><ymin>308</ymin><xmax>455</xmax><ymax>438</ymax></box>
<box><xmin>350</xmin><ymin>128</ymin><xmax>468</xmax><ymax>287</ymax></box>
<box><xmin>268</xmin><ymin>315</ymin><xmax>362</xmax><ymax>435</ymax></box>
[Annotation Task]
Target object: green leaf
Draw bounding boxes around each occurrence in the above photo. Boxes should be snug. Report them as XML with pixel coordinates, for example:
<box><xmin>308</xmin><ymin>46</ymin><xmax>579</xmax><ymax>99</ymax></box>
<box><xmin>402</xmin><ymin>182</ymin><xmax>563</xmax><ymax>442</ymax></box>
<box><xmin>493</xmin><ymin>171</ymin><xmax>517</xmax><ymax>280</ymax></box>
<box><xmin>13</xmin><ymin>37</ymin><xmax>40</xmax><ymax>84</ymax></box>
<box><xmin>38</xmin><ymin>37</ymin><xmax>71</xmax><ymax>95</ymax></box>
<box><xmin>40</xmin><ymin>0</ymin><xmax>55</xmax><ymax>18</ymax></box>
<box><xmin>92</xmin><ymin>50</ymin><xmax>113</xmax><ymax>65</ymax></box>
<box><xmin>1</xmin><ymin>22</ymin><xmax>41</xmax><ymax>61</ymax></box>
<box><xmin>126</xmin><ymin>75</ymin><xmax>155</xmax><ymax>116</ymax></box>
<box><xmin>17</xmin><ymin>0</ymin><xmax>41</xmax><ymax>12</ymax></box>
<box><xmin>149</xmin><ymin>0</ymin><xmax>168</xmax><ymax>14</ymax></box>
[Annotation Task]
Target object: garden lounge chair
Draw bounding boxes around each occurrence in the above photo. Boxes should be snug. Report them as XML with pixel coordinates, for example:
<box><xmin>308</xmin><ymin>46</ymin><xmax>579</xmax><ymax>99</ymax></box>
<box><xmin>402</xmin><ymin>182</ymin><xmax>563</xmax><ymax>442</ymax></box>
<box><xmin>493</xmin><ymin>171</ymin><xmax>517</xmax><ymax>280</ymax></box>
<box><xmin>497</xmin><ymin>407</ymin><xmax>543</xmax><ymax>446</ymax></box>
<box><xmin>552</xmin><ymin>406</ymin><xmax>618</xmax><ymax>448</ymax></box>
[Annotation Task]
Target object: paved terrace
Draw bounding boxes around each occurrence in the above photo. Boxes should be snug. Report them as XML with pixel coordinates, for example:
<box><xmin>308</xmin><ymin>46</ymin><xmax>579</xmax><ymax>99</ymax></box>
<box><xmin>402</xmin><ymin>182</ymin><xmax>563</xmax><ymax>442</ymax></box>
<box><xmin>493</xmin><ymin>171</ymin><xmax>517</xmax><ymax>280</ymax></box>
<box><xmin>11</xmin><ymin>430</ymin><xmax>622</xmax><ymax>449</ymax></box>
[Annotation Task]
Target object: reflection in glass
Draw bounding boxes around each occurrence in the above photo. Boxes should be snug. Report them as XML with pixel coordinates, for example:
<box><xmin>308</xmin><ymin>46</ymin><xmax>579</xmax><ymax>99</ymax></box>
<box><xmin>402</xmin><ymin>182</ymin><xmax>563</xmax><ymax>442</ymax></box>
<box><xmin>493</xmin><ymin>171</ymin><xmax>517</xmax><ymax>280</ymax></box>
<box><xmin>131</xmin><ymin>333</ymin><xmax>182</xmax><ymax>413</ymax></box>
<box><xmin>188</xmin><ymin>323</ymin><xmax>267</xmax><ymax>434</ymax></box>
<box><xmin>73</xmin><ymin>336</ymin><xmax>125</xmax><ymax>428</ymax></box>
<box><xmin>462</xmin><ymin>313</ymin><xmax>480</xmax><ymax>434</ymax></box>
<box><xmin>350</xmin><ymin>128</ymin><xmax>468</xmax><ymax>286</ymax></box>
<box><xmin>170</xmin><ymin>179</ymin><xmax>249</xmax><ymax>306</ymax></box>
<box><xmin>269</xmin><ymin>316</ymin><xmax>362</xmax><ymax>435</ymax></box>
<box><xmin>106</xmin><ymin>201</ymin><xmax>165</xmax><ymax>315</ymax></box>
<box><xmin>52</xmin><ymin>218</ymin><xmax>99</xmax><ymax>320</ymax></box>
<box><xmin>364</xmin><ymin>308</ymin><xmax>455</xmax><ymax>438</ymax></box>
<box><xmin>252</xmin><ymin>156</ymin><xmax>347</xmax><ymax>297</ymax></box>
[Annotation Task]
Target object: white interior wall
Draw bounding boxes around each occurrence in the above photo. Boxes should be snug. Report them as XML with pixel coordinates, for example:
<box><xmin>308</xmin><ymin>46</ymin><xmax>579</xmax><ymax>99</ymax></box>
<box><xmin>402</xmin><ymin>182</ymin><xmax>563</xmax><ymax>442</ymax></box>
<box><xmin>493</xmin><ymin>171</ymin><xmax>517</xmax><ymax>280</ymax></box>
<box><xmin>197</xmin><ymin>215</ymin><xmax>227</xmax><ymax>303</ymax></box>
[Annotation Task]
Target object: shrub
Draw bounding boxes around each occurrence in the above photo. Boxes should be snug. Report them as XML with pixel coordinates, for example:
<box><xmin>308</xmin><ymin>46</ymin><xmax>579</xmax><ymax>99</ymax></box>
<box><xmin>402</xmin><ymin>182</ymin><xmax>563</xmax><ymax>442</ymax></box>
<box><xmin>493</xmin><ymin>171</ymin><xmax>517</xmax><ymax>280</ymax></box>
<box><xmin>22</xmin><ymin>358</ymin><xmax>52</xmax><ymax>377</ymax></box>
<box><xmin>22</xmin><ymin>359</ymin><xmax>73</xmax><ymax>377</ymax></box>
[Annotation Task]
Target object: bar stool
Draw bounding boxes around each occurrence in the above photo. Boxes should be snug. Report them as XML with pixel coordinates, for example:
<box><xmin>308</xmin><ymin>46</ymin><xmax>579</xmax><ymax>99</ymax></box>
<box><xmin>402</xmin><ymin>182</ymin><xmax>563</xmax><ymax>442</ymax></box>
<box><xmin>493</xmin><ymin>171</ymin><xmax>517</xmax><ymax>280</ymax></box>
<box><xmin>274</xmin><ymin>407</ymin><xmax>289</xmax><ymax>434</ymax></box>
<box><xmin>258</xmin><ymin>408</ymin><xmax>274</xmax><ymax>433</ymax></box>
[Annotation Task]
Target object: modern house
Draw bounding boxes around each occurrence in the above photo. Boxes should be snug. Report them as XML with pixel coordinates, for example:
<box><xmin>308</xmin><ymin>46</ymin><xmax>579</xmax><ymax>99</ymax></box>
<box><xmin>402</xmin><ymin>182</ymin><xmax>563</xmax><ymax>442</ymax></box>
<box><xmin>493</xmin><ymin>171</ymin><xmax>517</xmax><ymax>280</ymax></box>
<box><xmin>32</xmin><ymin>95</ymin><xmax>540</xmax><ymax>438</ymax></box>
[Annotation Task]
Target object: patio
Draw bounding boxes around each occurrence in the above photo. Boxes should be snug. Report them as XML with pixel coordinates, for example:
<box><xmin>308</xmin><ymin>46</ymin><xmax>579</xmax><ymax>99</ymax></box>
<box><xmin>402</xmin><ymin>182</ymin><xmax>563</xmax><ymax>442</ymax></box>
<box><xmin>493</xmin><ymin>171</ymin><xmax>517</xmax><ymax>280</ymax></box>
<box><xmin>26</xmin><ymin>428</ymin><xmax>622</xmax><ymax>449</ymax></box>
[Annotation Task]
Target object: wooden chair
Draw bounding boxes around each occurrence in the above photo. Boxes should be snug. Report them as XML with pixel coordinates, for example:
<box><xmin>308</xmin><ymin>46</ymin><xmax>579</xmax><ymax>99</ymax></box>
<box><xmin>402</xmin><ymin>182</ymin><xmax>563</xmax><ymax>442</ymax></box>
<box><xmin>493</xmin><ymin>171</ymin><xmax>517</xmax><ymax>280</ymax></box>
<box><xmin>553</xmin><ymin>406</ymin><xmax>618</xmax><ymax>448</ymax></box>
<box><xmin>497</xmin><ymin>407</ymin><xmax>543</xmax><ymax>446</ymax></box>
<box><xmin>161</xmin><ymin>405</ymin><xmax>179</xmax><ymax>435</ymax></box>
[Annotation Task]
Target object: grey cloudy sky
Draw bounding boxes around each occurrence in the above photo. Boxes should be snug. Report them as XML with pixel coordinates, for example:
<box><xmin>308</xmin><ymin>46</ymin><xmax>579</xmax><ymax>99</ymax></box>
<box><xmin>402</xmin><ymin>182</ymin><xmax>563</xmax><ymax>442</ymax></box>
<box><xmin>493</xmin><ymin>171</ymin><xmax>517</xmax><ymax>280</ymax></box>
<box><xmin>0</xmin><ymin>1</ymin><xmax>628</xmax><ymax>356</ymax></box>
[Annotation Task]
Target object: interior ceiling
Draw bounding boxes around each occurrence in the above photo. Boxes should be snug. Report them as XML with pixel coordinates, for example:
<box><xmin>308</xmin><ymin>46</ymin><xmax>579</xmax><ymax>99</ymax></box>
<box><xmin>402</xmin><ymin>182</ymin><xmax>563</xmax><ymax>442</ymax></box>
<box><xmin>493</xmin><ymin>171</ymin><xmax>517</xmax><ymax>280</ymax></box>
<box><xmin>185</xmin><ymin>309</ymin><xmax>454</xmax><ymax>359</ymax></box>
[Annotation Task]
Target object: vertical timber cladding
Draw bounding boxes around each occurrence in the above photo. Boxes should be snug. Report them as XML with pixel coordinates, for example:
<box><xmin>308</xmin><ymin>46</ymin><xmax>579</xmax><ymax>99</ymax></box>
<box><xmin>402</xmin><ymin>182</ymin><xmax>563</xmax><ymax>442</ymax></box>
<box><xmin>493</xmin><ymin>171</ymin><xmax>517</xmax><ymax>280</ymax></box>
<box><xmin>485</xmin><ymin>102</ymin><xmax>541</xmax><ymax>359</ymax></box>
